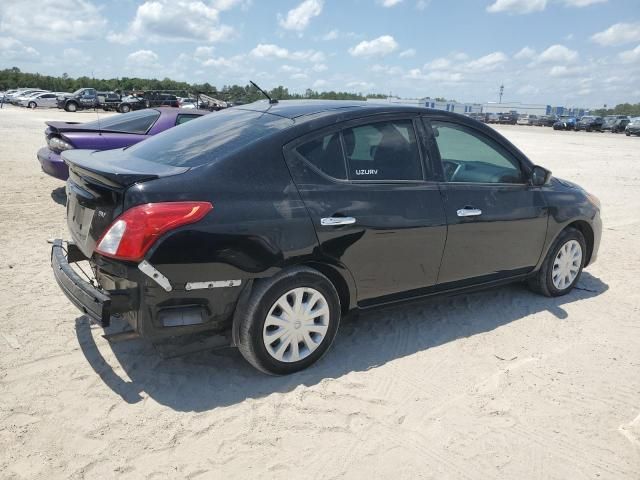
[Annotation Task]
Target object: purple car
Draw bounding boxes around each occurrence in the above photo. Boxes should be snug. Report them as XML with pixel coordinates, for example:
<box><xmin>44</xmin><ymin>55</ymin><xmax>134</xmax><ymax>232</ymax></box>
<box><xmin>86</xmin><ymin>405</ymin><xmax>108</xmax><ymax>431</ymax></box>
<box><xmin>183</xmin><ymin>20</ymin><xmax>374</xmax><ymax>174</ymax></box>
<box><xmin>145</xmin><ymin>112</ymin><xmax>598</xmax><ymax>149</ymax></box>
<box><xmin>37</xmin><ymin>107</ymin><xmax>211</xmax><ymax>180</ymax></box>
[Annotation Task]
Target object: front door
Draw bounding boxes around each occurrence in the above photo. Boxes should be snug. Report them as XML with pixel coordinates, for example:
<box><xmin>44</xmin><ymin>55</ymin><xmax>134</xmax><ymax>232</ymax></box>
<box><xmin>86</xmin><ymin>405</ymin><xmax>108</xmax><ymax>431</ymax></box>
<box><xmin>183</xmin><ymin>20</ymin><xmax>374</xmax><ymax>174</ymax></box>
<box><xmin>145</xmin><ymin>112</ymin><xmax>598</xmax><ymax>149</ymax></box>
<box><xmin>427</xmin><ymin>119</ymin><xmax>548</xmax><ymax>285</ymax></box>
<box><xmin>284</xmin><ymin>116</ymin><xmax>447</xmax><ymax>305</ymax></box>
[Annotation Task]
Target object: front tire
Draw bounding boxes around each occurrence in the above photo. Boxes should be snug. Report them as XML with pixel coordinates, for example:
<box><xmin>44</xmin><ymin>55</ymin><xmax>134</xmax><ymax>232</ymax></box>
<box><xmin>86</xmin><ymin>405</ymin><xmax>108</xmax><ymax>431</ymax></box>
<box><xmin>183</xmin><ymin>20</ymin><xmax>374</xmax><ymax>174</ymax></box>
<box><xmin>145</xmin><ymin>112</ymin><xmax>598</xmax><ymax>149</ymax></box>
<box><xmin>65</xmin><ymin>102</ymin><xmax>77</xmax><ymax>112</ymax></box>
<box><xmin>529</xmin><ymin>228</ymin><xmax>586</xmax><ymax>297</ymax></box>
<box><xmin>237</xmin><ymin>267</ymin><xmax>341</xmax><ymax>375</ymax></box>
<box><xmin>119</xmin><ymin>104</ymin><xmax>131</xmax><ymax>113</ymax></box>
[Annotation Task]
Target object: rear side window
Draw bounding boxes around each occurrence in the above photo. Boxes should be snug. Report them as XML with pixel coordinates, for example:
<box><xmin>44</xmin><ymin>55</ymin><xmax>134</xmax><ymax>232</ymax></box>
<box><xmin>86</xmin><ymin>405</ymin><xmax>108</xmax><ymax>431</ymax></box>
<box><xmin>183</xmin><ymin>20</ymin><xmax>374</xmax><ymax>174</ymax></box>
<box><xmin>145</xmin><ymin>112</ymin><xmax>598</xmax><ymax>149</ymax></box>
<box><xmin>175</xmin><ymin>114</ymin><xmax>201</xmax><ymax>125</ymax></box>
<box><xmin>128</xmin><ymin>108</ymin><xmax>293</xmax><ymax>167</ymax></box>
<box><xmin>82</xmin><ymin>109</ymin><xmax>160</xmax><ymax>134</ymax></box>
<box><xmin>295</xmin><ymin>132</ymin><xmax>346</xmax><ymax>180</ymax></box>
<box><xmin>342</xmin><ymin>120</ymin><xmax>422</xmax><ymax>181</ymax></box>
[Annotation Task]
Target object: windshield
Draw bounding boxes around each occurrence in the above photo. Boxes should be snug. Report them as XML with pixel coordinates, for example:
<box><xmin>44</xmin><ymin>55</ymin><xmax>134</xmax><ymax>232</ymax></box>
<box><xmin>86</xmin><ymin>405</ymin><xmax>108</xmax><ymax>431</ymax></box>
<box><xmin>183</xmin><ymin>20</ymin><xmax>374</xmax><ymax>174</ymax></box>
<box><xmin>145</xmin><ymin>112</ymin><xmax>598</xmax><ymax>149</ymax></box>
<box><xmin>128</xmin><ymin>108</ymin><xmax>293</xmax><ymax>167</ymax></box>
<box><xmin>81</xmin><ymin>109</ymin><xmax>161</xmax><ymax>134</ymax></box>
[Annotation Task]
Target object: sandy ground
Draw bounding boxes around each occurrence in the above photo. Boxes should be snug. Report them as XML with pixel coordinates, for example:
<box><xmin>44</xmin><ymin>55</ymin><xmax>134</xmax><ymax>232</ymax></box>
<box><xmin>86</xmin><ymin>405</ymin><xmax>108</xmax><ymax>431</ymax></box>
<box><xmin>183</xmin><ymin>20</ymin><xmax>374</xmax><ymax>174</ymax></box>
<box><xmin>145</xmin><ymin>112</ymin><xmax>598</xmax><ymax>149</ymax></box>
<box><xmin>0</xmin><ymin>104</ymin><xmax>639</xmax><ymax>480</ymax></box>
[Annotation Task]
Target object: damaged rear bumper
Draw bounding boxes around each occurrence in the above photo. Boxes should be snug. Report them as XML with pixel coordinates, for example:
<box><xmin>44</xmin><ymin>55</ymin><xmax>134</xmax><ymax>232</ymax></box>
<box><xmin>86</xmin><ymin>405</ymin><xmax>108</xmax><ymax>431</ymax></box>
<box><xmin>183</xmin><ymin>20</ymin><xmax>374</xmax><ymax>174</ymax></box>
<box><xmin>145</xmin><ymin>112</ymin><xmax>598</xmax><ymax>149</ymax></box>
<box><xmin>50</xmin><ymin>239</ymin><xmax>137</xmax><ymax>326</ymax></box>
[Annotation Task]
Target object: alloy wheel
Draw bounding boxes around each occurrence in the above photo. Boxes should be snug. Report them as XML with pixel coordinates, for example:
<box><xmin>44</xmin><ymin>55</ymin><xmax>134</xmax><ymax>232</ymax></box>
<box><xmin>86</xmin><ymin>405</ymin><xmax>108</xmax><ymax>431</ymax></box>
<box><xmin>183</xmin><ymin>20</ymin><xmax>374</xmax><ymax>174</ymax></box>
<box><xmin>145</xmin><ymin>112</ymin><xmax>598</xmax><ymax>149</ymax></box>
<box><xmin>552</xmin><ymin>240</ymin><xmax>582</xmax><ymax>290</ymax></box>
<box><xmin>262</xmin><ymin>287</ymin><xmax>330</xmax><ymax>363</ymax></box>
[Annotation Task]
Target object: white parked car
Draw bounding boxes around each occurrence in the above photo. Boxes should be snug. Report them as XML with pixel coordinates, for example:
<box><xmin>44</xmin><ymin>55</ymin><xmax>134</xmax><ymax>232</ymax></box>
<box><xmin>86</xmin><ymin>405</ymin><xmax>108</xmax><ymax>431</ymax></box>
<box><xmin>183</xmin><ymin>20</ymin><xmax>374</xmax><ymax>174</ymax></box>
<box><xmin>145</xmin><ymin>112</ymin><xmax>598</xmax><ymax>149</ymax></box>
<box><xmin>20</xmin><ymin>91</ymin><xmax>61</xmax><ymax>108</ymax></box>
<box><xmin>516</xmin><ymin>114</ymin><xmax>530</xmax><ymax>125</ymax></box>
<box><xmin>12</xmin><ymin>89</ymin><xmax>49</xmax><ymax>105</ymax></box>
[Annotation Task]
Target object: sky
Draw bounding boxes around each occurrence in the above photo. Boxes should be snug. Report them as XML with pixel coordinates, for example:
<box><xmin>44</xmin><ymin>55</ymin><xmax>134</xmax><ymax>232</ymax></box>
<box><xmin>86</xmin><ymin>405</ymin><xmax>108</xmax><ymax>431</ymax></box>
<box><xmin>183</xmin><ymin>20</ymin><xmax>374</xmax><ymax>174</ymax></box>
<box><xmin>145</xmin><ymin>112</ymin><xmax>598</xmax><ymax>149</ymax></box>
<box><xmin>0</xmin><ymin>0</ymin><xmax>639</xmax><ymax>107</ymax></box>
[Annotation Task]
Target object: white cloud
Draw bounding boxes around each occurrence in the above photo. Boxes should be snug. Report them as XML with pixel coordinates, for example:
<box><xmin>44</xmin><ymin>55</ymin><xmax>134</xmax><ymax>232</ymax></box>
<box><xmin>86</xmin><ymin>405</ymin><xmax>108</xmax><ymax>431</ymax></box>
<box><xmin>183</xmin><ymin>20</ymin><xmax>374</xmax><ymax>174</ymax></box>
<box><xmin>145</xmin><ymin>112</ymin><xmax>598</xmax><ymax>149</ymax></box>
<box><xmin>250</xmin><ymin>43</ymin><xmax>325</xmax><ymax>63</ymax></box>
<box><xmin>619</xmin><ymin>44</ymin><xmax>640</xmax><ymax>63</ymax></box>
<box><xmin>549</xmin><ymin>65</ymin><xmax>586</xmax><ymax>77</ymax></box>
<box><xmin>62</xmin><ymin>48</ymin><xmax>89</xmax><ymax>63</ymax></box>
<box><xmin>591</xmin><ymin>22</ymin><xmax>640</xmax><ymax>46</ymax></box>
<box><xmin>371</xmin><ymin>64</ymin><xmax>404</xmax><ymax>75</ymax></box>
<box><xmin>416</xmin><ymin>0</ymin><xmax>430</xmax><ymax>10</ymax></box>
<box><xmin>467</xmin><ymin>51</ymin><xmax>508</xmax><ymax>71</ymax></box>
<box><xmin>280</xmin><ymin>64</ymin><xmax>301</xmax><ymax>73</ymax></box>
<box><xmin>378</xmin><ymin>0</ymin><xmax>403</xmax><ymax>7</ymax></box>
<box><xmin>0</xmin><ymin>36</ymin><xmax>39</xmax><ymax>60</ymax></box>
<box><xmin>562</xmin><ymin>0</ymin><xmax>607</xmax><ymax>6</ymax></box>
<box><xmin>127</xmin><ymin>49</ymin><xmax>159</xmax><ymax>66</ymax></box>
<box><xmin>322</xmin><ymin>29</ymin><xmax>339</xmax><ymax>40</ymax></box>
<box><xmin>251</xmin><ymin>43</ymin><xmax>289</xmax><ymax>59</ymax></box>
<box><xmin>312</xmin><ymin>79</ymin><xmax>328</xmax><ymax>88</ymax></box>
<box><xmin>349</xmin><ymin>35</ymin><xmax>398</xmax><ymax>57</ymax></box>
<box><xmin>0</xmin><ymin>0</ymin><xmax>106</xmax><ymax>42</ymax></box>
<box><xmin>312</xmin><ymin>63</ymin><xmax>328</xmax><ymax>72</ymax></box>
<box><xmin>278</xmin><ymin>0</ymin><xmax>323</xmax><ymax>31</ymax></box>
<box><xmin>424</xmin><ymin>57</ymin><xmax>452</xmax><ymax>69</ymax></box>
<box><xmin>537</xmin><ymin>44</ymin><xmax>578</xmax><ymax>63</ymax></box>
<box><xmin>291</xmin><ymin>73</ymin><xmax>308</xmax><ymax>80</ymax></box>
<box><xmin>487</xmin><ymin>0</ymin><xmax>547</xmax><ymax>14</ymax></box>
<box><xmin>514</xmin><ymin>46</ymin><xmax>536</xmax><ymax>59</ymax></box>
<box><xmin>201</xmin><ymin>55</ymin><xmax>246</xmax><ymax>71</ymax></box>
<box><xmin>109</xmin><ymin>0</ymin><xmax>237</xmax><ymax>44</ymax></box>
<box><xmin>399</xmin><ymin>48</ymin><xmax>416</xmax><ymax>58</ymax></box>
<box><xmin>194</xmin><ymin>46</ymin><xmax>215</xmax><ymax>59</ymax></box>
<box><xmin>346</xmin><ymin>81</ymin><xmax>375</xmax><ymax>91</ymax></box>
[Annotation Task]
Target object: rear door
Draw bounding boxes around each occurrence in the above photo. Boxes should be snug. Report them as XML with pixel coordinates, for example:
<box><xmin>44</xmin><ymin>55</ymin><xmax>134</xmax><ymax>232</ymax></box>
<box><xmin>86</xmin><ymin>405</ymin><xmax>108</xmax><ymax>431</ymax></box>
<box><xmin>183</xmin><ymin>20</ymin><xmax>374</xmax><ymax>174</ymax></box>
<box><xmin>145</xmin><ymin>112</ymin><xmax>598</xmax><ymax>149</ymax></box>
<box><xmin>284</xmin><ymin>115</ymin><xmax>447</xmax><ymax>305</ymax></box>
<box><xmin>424</xmin><ymin>117</ymin><xmax>548</xmax><ymax>285</ymax></box>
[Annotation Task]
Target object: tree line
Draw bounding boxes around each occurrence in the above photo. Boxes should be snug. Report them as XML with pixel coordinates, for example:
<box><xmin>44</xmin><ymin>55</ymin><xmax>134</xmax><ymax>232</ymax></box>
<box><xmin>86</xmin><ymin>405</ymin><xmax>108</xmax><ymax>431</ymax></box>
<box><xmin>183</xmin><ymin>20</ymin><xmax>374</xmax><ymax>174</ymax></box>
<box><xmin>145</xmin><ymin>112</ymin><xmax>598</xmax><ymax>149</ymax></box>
<box><xmin>0</xmin><ymin>67</ymin><xmax>387</xmax><ymax>103</ymax></box>
<box><xmin>593</xmin><ymin>103</ymin><xmax>640</xmax><ymax>117</ymax></box>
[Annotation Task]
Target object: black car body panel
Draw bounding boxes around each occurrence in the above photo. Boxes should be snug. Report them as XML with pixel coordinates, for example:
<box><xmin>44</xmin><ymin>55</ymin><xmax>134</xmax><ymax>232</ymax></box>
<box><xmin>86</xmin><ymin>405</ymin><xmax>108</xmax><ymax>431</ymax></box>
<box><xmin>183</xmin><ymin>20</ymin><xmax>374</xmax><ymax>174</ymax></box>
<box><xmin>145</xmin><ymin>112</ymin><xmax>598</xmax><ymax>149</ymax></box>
<box><xmin>53</xmin><ymin>100</ymin><xmax>602</xmax><ymax>340</ymax></box>
<box><xmin>576</xmin><ymin>116</ymin><xmax>604</xmax><ymax>131</ymax></box>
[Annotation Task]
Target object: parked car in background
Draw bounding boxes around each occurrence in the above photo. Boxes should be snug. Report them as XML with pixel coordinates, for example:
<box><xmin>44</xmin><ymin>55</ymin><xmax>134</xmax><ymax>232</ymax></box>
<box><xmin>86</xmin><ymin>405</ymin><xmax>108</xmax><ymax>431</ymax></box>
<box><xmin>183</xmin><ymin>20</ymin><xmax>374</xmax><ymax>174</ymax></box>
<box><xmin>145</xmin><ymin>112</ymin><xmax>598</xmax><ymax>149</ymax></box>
<box><xmin>20</xmin><ymin>91</ymin><xmax>62</xmax><ymax>109</ymax></box>
<box><xmin>499</xmin><ymin>112</ymin><xmax>518</xmax><ymax>125</ymax></box>
<box><xmin>626</xmin><ymin>118</ymin><xmax>640</xmax><ymax>136</ymax></box>
<box><xmin>576</xmin><ymin>116</ymin><xmax>604</xmax><ymax>132</ymax></box>
<box><xmin>12</xmin><ymin>89</ymin><xmax>49</xmax><ymax>104</ymax></box>
<box><xmin>516</xmin><ymin>114</ymin><xmax>530</xmax><ymax>125</ymax></box>
<box><xmin>525</xmin><ymin>114</ymin><xmax>539</xmax><ymax>125</ymax></box>
<box><xmin>486</xmin><ymin>113</ymin><xmax>500</xmax><ymax>123</ymax></box>
<box><xmin>117</xmin><ymin>92</ymin><xmax>180</xmax><ymax>113</ymax></box>
<box><xmin>553</xmin><ymin>116</ymin><xmax>577</xmax><ymax>131</ymax></box>
<box><xmin>37</xmin><ymin>107</ymin><xmax>211</xmax><ymax>180</ymax></box>
<box><xmin>51</xmin><ymin>100</ymin><xmax>601</xmax><ymax>375</ymax></box>
<box><xmin>538</xmin><ymin>115</ymin><xmax>555</xmax><ymax>127</ymax></box>
<box><xmin>612</xmin><ymin>117</ymin><xmax>630</xmax><ymax>133</ymax></box>
<box><xmin>98</xmin><ymin>92</ymin><xmax>122</xmax><ymax>111</ymax></box>
<box><xmin>57</xmin><ymin>88</ymin><xmax>100</xmax><ymax>112</ymax></box>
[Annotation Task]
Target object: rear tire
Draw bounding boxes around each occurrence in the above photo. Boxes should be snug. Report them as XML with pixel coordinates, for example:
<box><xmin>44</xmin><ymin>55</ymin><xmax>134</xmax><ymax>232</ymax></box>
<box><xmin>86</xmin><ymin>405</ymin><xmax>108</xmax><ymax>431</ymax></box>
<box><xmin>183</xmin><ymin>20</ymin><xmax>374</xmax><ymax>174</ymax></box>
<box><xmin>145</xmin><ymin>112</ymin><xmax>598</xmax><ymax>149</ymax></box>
<box><xmin>28</xmin><ymin>101</ymin><xmax>37</xmax><ymax>109</ymax></box>
<box><xmin>528</xmin><ymin>228</ymin><xmax>586</xmax><ymax>297</ymax></box>
<box><xmin>237</xmin><ymin>267</ymin><xmax>341</xmax><ymax>375</ymax></box>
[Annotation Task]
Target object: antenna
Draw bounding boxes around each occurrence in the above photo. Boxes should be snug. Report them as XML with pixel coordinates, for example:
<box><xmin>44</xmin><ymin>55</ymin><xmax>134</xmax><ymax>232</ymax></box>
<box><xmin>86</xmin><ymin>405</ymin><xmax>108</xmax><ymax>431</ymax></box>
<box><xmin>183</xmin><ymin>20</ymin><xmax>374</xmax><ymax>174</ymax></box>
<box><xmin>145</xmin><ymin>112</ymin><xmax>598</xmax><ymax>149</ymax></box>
<box><xmin>250</xmin><ymin>80</ymin><xmax>278</xmax><ymax>104</ymax></box>
<box><xmin>499</xmin><ymin>83</ymin><xmax>504</xmax><ymax>104</ymax></box>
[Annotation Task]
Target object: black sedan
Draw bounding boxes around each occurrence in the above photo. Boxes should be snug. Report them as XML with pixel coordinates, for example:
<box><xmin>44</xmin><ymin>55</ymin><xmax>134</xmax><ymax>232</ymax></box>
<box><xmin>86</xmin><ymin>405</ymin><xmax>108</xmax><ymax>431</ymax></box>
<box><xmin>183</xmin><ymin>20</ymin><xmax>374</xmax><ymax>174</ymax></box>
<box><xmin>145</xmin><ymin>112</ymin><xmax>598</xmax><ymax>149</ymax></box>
<box><xmin>576</xmin><ymin>116</ymin><xmax>604</xmax><ymax>132</ymax></box>
<box><xmin>51</xmin><ymin>101</ymin><xmax>602</xmax><ymax>375</ymax></box>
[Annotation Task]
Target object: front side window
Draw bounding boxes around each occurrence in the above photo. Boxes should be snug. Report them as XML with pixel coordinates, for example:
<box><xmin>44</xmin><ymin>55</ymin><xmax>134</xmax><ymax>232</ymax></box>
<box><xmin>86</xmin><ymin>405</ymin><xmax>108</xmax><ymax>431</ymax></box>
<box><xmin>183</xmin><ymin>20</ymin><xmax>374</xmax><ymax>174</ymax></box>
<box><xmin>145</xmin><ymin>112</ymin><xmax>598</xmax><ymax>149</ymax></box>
<box><xmin>342</xmin><ymin>120</ymin><xmax>422</xmax><ymax>181</ymax></box>
<box><xmin>431</xmin><ymin>121</ymin><xmax>524</xmax><ymax>184</ymax></box>
<box><xmin>296</xmin><ymin>132</ymin><xmax>346</xmax><ymax>180</ymax></box>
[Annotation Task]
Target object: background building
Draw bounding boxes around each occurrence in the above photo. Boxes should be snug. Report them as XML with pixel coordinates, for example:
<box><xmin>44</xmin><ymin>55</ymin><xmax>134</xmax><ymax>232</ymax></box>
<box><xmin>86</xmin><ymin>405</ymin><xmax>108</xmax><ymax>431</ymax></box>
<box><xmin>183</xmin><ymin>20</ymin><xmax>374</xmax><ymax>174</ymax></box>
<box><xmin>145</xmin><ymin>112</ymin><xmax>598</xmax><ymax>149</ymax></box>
<box><xmin>366</xmin><ymin>97</ymin><xmax>483</xmax><ymax>113</ymax></box>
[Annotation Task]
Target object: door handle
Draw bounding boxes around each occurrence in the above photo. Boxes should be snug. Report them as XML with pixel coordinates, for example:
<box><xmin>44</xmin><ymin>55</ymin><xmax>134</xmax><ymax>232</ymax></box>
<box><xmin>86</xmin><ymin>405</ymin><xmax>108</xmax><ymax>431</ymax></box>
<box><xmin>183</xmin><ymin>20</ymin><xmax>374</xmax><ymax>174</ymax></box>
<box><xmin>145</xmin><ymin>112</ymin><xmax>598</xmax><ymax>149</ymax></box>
<box><xmin>456</xmin><ymin>207</ymin><xmax>482</xmax><ymax>217</ymax></box>
<box><xmin>321</xmin><ymin>217</ymin><xmax>357</xmax><ymax>226</ymax></box>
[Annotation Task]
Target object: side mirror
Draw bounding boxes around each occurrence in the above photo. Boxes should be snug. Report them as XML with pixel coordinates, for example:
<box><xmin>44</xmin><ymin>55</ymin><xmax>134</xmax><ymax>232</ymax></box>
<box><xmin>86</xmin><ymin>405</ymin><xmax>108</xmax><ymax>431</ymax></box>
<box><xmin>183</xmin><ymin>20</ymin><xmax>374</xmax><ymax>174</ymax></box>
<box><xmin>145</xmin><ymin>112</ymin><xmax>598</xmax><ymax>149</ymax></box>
<box><xmin>531</xmin><ymin>165</ymin><xmax>552</xmax><ymax>186</ymax></box>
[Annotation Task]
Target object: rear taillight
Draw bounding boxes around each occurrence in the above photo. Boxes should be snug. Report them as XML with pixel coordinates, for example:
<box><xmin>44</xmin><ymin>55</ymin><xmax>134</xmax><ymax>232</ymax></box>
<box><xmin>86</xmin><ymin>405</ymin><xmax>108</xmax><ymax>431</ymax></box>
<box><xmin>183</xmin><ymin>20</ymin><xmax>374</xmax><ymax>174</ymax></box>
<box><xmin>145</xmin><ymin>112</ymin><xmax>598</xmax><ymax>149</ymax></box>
<box><xmin>95</xmin><ymin>202</ymin><xmax>213</xmax><ymax>261</ymax></box>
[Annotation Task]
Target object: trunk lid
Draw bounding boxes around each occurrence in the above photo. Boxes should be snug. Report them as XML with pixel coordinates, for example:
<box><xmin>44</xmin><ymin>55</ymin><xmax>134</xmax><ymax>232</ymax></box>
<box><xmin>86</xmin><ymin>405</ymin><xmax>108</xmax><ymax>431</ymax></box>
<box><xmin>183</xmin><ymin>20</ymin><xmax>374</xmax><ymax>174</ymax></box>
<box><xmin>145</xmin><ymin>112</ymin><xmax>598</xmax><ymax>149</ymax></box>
<box><xmin>63</xmin><ymin>149</ymin><xmax>189</xmax><ymax>257</ymax></box>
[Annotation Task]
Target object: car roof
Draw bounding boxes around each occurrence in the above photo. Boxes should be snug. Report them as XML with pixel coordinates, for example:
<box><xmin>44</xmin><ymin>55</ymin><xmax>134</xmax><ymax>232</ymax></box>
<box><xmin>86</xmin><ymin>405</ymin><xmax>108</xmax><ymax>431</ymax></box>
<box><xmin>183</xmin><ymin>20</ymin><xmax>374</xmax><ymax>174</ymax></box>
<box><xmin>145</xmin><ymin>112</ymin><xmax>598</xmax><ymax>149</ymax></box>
<box><xmin>235</xmin><ymin>99</ymin><xmax>430</xmax><ymax>120</ymax></box>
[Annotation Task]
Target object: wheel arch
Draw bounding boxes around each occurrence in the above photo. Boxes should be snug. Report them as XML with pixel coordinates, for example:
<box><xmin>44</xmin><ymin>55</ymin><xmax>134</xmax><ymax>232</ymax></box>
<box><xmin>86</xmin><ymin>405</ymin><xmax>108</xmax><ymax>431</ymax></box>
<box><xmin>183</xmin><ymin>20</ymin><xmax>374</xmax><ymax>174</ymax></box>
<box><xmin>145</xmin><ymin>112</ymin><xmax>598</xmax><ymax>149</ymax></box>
<box><xmin>566</xmin><ymin>220</ymin><xmax>595</xmax><ymax>266</ymax></box>
<box><xmin>230</xmin><ymin>261</ymin><xmax>356</xmax><ymax>346</ymax></box>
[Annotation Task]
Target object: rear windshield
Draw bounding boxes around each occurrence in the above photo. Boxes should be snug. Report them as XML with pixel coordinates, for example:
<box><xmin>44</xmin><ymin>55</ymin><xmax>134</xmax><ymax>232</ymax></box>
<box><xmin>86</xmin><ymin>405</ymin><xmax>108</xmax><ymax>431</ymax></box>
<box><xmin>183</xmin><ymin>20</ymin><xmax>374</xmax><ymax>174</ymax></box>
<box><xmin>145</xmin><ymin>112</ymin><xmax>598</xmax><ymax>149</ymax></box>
<box><xmin>82</xmin><ymin>109</ymin><xmax>160</xmax><ymax>134</ymax></box>
<box><xmin>127</xmin><ymin>108</ymin><xmax>293</xmax><ymax>167</ymax></box>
